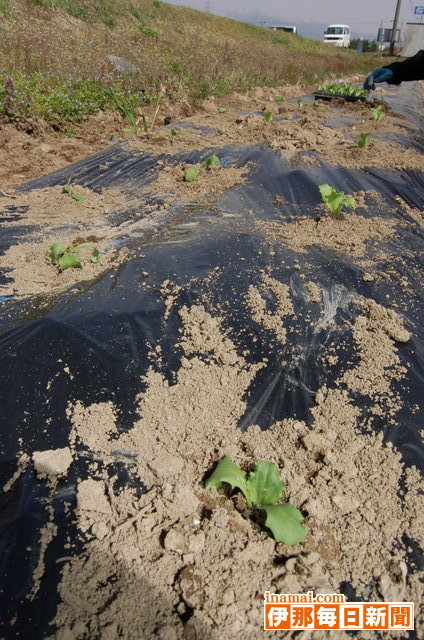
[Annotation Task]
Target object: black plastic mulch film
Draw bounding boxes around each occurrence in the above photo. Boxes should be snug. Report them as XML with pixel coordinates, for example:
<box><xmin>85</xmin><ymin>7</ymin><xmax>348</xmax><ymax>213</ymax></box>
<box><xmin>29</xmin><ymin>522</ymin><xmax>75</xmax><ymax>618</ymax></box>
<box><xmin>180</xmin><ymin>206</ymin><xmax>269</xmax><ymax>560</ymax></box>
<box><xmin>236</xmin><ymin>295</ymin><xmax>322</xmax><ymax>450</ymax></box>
<box><xmin>0</xmin><ymin>83</ymin><xmax>423</xmax><ymax>638</ymax></box>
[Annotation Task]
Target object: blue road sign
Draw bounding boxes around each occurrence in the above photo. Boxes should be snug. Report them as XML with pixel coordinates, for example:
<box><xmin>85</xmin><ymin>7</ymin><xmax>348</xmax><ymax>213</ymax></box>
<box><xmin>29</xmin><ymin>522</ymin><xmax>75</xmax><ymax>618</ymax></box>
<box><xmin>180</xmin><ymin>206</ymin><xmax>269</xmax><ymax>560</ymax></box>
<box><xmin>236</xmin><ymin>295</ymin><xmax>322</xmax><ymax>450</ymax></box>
<box><xmin>414</xmin><ymin>6</ymin><xmax>424</xmax><ymax>14</ymax></box>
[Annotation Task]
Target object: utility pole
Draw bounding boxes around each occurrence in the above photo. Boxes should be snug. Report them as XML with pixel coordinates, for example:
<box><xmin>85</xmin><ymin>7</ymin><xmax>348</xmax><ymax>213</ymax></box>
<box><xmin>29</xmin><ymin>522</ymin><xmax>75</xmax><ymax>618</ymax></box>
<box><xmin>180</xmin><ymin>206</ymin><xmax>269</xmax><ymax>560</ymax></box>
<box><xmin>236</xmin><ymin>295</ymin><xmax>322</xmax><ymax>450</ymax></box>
<box><xmin>389</xmin><ymin>0</ymin><xmax>402</xmax><ymax>55</ymax></box>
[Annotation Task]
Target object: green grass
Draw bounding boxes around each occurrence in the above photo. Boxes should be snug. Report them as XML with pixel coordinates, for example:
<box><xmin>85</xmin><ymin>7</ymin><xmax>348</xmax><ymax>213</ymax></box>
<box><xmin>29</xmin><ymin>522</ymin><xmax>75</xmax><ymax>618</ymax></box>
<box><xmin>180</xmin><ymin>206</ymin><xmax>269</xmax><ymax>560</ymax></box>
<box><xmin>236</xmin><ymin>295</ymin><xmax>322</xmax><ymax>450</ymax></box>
<box><xmin>0</xmin><ymin>0</ymin><xmax>10</xmax><ymax>15</ymax></box>
<box><xmin>0</xmin><ymin>69</ymin><xmax>149</xmax><ymax>129</ymax></box>
<box><xmin>0</xmin><ymin>0</ymin><xmax>386</xmax><ymax>131</ymax></box>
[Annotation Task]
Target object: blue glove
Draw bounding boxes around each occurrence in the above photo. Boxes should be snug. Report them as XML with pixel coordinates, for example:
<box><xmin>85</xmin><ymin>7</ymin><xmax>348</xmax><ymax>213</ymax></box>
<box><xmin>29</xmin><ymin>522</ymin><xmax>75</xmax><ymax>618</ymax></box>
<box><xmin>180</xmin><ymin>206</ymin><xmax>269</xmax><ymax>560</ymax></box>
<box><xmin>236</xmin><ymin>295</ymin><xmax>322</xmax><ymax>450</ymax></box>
<box><xmin>363</xmin><ymin>68</ymin><xmax>394</xmax><ymax>90</ymax></box>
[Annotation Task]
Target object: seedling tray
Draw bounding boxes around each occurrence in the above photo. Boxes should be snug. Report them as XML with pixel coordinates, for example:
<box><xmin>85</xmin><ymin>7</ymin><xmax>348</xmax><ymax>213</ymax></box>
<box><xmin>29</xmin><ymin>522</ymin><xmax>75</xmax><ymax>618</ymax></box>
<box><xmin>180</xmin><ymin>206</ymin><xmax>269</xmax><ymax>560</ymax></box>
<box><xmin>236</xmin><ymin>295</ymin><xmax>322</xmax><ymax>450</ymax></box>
<box><xmin>314</xmin><ymin>91</ymin><xmax>367</xmax><ymax>103</ymax></box>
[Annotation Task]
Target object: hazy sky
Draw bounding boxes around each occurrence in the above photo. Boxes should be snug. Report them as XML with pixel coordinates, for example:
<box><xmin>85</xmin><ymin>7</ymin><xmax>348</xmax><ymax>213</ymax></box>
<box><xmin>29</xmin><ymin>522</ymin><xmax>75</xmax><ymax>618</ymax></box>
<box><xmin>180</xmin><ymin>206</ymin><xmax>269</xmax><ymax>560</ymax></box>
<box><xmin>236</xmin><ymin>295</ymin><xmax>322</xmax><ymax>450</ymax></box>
<box><xmin>166</xmin><ymin>0</ymin><xmax>418</xmax><ymax>38</ymax></box>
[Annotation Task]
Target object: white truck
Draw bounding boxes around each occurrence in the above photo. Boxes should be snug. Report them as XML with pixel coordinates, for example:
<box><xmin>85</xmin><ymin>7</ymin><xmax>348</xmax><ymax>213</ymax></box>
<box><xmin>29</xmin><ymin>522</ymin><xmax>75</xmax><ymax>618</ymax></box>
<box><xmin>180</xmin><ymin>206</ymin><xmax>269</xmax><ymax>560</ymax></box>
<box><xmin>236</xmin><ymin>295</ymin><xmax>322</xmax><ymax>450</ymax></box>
<box><xmin>323</xmin><ymin>24</ymin><xmax>351</xmax><ymax>47</ymax></box>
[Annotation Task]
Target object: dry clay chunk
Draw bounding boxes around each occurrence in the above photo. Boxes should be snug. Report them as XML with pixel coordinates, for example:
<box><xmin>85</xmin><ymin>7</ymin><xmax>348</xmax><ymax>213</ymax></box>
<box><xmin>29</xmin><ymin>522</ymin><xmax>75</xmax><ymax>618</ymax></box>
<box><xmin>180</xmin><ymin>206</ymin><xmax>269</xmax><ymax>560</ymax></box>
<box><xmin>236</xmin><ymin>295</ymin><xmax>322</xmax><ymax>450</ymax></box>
<box><xmin>77</xmin><ymin>478</ymin><xmax>112</xmax><ymax>515</ymax></box>
<box><xmin>33</xmin><ymin>447</ymin><xmax>73</xmax><ymax>477</ymax></box>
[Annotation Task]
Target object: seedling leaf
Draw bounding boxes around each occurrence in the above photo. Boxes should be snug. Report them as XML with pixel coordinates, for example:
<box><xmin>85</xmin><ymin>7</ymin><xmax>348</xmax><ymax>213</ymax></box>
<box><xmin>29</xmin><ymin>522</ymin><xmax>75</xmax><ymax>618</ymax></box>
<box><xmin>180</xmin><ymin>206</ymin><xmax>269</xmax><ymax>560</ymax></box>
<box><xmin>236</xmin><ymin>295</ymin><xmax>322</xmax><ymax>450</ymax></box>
<box><xmin>203</xmin><ymin>154</ymin><xmax>220</xmax><ymax>169</ymax></box>
<box><xmin>205</xmin><ymin>456</ymin><xmax>247</xmax><ymax>494</ymax></box>
<box><xmin>62</xmin><ymin>185</ymin><xmax>85</xmax><ymax>202</ymax></box>
<box><xmin>318</xmin><ymin>183</ymin><xmax>333</xmax><ymax>200</ymax></box>
<box><xmin>205</xmin><ymin>456</ymin><xmax>305</xmax><ymax>546</ymax></box>
<box><xmin>48</xmin><ymin>242</ymin><xmax>66</xmax><ymax>263</ymax></box>
<box><xmin>319</xmin><ymin>183</ymin><xmax>356</xmax><ymax>219</ymax></box>
<box><xmin>245</xmin><ymin>461</ymin><xmax>285</xmax><ymax>508</ymax></box>
<box><xmin>91</xmin><ymin>247</ymin><xmax>100</xmax><ymax>263</ymax></box>
<box><xmin>184</xmin><ymin>166</ymin><xmax>201</xmax><ymax>182</ymax></box>
<box><xmin>343</xmin><ymin>196</ymin><xmax>356</xmax><ymax>210</ymax></box>
<box><xmin>371</xmin><ymin>105</ymin><xmax>384</xmax><ymax>121</ymax></box>
<box><xmin>317</xmin><ymin>83</ymin><xmax>368</xmax><ymax>99</ymax></box>
<box><xmin>263</xmin><ymin>111</ymin><xmax>273</xmax><ymax>123</ymax></box>
<box><xmin>276</xmin><ymin>96</ymin><xmax>283</xmax><ymax>103</ymax></box>
<box><xmin>218</xmin><ymin>106</ymin><xmax>227</xmax><ymax>113</ymax></box>
<box><xmin>58</xmin><ymin>252</ymin><xmax>81</xmax><ymax>271</ymax></box>
<box><xmin>262</xmin><ymin>504</ymin><xmax>306</xmax><ymax>545</ymax></box>
<box><xmin>358</xmin><ymin>132</ymin><xmax>371</xmax><ymax>148</ymax></box>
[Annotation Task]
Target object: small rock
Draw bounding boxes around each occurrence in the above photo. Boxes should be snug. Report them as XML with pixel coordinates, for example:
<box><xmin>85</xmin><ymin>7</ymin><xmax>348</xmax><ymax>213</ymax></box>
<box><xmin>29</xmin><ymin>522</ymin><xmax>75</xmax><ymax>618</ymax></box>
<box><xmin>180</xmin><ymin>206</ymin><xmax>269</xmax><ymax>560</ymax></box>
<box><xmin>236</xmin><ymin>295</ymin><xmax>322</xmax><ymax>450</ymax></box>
<box><xmin>91</xmin><ymin>521</ymin><xmax>109</xmax><ymax>540</ymax></box>
<box><xmin>33</xmin><ymin>448</ymin><xmax>73</xmax><ymax>477</ymax></box>
<box><xmin>164</xmin><ymin>528</ymin><xmax>187</xmax><ymax>553</ymax></box>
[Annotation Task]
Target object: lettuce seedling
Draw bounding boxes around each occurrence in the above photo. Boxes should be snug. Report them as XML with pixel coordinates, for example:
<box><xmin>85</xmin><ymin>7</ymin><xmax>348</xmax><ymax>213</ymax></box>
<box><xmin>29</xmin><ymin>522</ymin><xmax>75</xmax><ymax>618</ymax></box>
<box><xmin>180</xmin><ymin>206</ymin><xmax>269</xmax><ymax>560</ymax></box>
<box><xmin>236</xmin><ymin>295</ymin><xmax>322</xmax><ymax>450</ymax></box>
<box><xmin>317</xmin><ymin>83</ymin><xmax>368</xmax><ymax>99</ymax></box>
<box><xmin>358</xmin><ymin>132</ymin><xmax>371</xmax><ymax>149</ymax></box>
<box><xmin>218</xmin><ymin>106</ymin><xmax>227</xmax><ymax>113</ymax></box>
<box><xmin>371</xmin><ymin>105</ymin><xmax>384</xmax><ymax>121</ymax></box>
<box><xmin>48</xmin><ymin>242</ymin><xmax>100</xmax><ymax>272</ymax></box>
<box><xmin>263</xmin><ymin>111</ymin><xmax>273</xmax><ymax>123</ymax></box>
<box><xmin>276</xmin><ymin>96</ymin><xmax>284</xmax><ymax>103</ymax></box>
<box><xmin>184</xmin><ymin>155</ymin><xmax>220</xmax><ymax>182</ymax></box>
<box><xmin>319</xmin><ymin>184</ymin><xmax>356</xmax><ymax>219</ymax></box>
<box><xmin>203</xmin><ymin>154</ymin><xmax>220</xmax><ymax>169</ymax></box>
<box><xmin>205</xmin><ymin>456</ymin><xmax>306</xmax><ymax>545</ymax></box>
<box><xmin>184</xmin><ymin>166</ymin><xmax>201</xmax><ymax>182</ymax></box>
<box><xmin>62</xmin><ymin>185</ymin><xmax>85</xmax><ymax>202</ymax></box>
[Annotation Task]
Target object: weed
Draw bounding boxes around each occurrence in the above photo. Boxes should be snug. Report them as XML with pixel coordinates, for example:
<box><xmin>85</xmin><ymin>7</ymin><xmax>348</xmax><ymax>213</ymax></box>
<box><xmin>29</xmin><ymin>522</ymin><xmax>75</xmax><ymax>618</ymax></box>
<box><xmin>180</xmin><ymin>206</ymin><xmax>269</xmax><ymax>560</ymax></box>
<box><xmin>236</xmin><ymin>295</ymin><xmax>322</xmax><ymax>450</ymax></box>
<box><xmin>218</xmin><ymin>106</ymin><xmax>227</xmax><ymax>113</ymax></box>
<box><xmin>138</xmin><ymin>23</ymin><xmax>158</xmax><ymax>38</ymax></box>
<box><xmin>62</xmin><ymin>185</ymin><xmax>85</xmax><ymax>202</ymax></box>
<box><xmin>103</xmin><ymin>15</ymin><xmax>115</xmax><ymax>27</ymax></box>
<box><xmin>0</xmin><ymin>0</ymin><xmax>10</xmax><ymax>16</ymax></box>
<box><xmin>263</xmin><ymin>110</ymin><xmax>273</xmax><ymax>123</ymax></box>
<box><xmin>205</xmin><ymin>456</ymin><xmax>306</xmax><ymax>545</ymax></box>
<box><xmin>47</xmin><ymin>241</ymin><xmax>100</xmax><ymax>272</ymax></box>
<box><xmin>276</xmin><ymin>95</ymin><xmax>283</xmax><ymax>103</ymax></box>
<box><xmin>319</xmin><ymin>183</ymin><xmax>356</xmax><ymax>219</ymax></box>
<box><xmin>103</xmin><ymin>86</ymin><xmax>137</xmax><ymax>128</ymax></box>
<box><xmin>358</xmin><ymin>132</ymin><xmax>371</xmax><ymax>148</ymax></box>
<box><xmin>371</xmin><ymin>105</ymin><xmax>384</xmax><ymax>121</ymax></box>
<box><xmin>128</xmin><ymin>2</ymin><xmax>140</xmax><ymax>19</ymax></box>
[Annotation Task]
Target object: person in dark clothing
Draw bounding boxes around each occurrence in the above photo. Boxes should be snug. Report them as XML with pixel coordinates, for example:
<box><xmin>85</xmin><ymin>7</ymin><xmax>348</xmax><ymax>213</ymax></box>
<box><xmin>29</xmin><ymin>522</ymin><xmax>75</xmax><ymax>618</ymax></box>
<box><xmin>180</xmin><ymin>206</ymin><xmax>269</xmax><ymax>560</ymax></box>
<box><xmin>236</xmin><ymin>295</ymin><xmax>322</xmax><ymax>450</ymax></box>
<box><xmin>364</xmin><ymin>49</ymin><xmax>424</xmax><ymax>89</ymax></box>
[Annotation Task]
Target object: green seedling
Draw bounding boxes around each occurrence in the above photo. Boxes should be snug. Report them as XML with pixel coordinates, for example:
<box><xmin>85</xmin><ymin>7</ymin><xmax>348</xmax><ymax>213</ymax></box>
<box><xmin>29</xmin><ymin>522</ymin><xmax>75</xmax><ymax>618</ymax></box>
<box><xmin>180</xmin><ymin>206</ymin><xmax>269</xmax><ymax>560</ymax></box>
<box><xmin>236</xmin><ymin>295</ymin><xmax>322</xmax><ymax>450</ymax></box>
<box><xmin>358</xmin><ymin>132</ymin><xmax>371</xmax><ymax>149</ymax></box>
<box><xmin>317</xmin><ymin>82</ymin><xmax>368</xmax><ymax>99</ymax></box>
<box><xmin>184</xmin><ymin>166</ymin><xmax>201</xmax><ymax>182</ymax></box>
<box><xmin>297</xmin><ymin>99</ymin><xmax>306</xmax><ymax>109</ymax></box>
<box><xmin>371</xmin><ymin>105</ymin><xmax>384</xmax><ymax>121</ymax></box>
<box><xmin>276</xmin><ymin>96</ymin><xmax>284</xmax><ymax>103</ymax></box>
<box><xmin>319</xmin><ymin>183</ymin><xmax>356</xmax><ymax>219</ymax></box>
<box><xmin>203</xmin><ymin>154</ymin><xmax>220</xmax><ymax>169</ymax></box>
<box><xmin>313</xmin><ymin>101</ymin><xmax>321</xmax><ymax>107</ymax></box>
<box><xmin>205</xmin><ymin>456</ymin><xmax>306</xmax><ymax>545</ymax></box>
<box><xmin>62</xmin><ymin>185</ymin><xmax>85</xmax><ymax>202</ymax></box>
<box><xmin>171</xmin><ymin>128</ymin><xmax>179</xmax><ymax>136</ymax></box>
<box><xmin>184</xmin><ymin>155</ymin><xmax>220</xmax><ymax>182</ymax></box>
<box><xmin>48</xmin><ymin>242</ymin><xmax>100</xmax><ymax>272</ymax></box>
<box><xmin>263</xmin><ymin>111</ymin><xmax>273</xmax><ymax>123</ymax></box>
<box><xmin>218</xmin><ymin>106</ymin><xmax>227</xmax><ymax>113</ymax></box>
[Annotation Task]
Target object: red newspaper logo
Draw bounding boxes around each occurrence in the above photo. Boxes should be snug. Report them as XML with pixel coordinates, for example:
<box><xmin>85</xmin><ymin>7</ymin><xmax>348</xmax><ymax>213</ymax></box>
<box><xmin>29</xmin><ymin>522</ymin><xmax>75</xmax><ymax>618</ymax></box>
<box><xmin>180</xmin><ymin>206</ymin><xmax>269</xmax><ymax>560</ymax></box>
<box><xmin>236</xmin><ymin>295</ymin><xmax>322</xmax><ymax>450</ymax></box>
<box><xmin>263</xmin><ymin>592</ymin><xmax>414</xmax><ymax>631</ymax></box>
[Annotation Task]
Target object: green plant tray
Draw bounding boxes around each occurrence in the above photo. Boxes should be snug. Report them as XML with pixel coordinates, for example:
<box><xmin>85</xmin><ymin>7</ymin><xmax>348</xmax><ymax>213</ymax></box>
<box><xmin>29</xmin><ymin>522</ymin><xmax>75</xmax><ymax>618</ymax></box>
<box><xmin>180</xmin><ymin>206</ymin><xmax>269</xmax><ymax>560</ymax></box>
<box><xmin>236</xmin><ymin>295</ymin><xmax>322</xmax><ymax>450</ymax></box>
<box><xmin>314</xmin><ymin>91</ymin><xmax>367</xmax><ymax>103</ymax></box>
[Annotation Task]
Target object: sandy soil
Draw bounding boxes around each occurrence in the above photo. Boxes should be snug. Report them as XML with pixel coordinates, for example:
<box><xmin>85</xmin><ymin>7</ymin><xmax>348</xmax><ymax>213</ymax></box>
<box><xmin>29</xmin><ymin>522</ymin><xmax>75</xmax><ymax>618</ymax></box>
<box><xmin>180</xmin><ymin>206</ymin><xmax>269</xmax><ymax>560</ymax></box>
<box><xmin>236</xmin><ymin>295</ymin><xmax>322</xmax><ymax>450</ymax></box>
<box><xmin>1</xmin><ymin>80</ymin><xmax>423</xmax><ymax>639</ymax></box>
